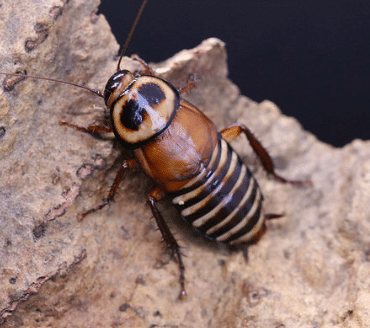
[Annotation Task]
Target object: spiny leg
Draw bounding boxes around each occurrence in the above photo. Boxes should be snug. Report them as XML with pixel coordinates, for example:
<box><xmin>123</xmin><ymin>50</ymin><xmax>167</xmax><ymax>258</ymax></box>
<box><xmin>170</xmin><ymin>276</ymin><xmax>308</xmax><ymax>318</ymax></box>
<box><xmin>178</xmin><ymin>49</ymin><xmax>211</xmax><ymax>94</ymax></box>
<box><xmin>60</xmin><ymin>119</ymin><xmax>130</xmax><ymax>219</ymax></box>
<box><xmin>242</xmin><ymin>246</ymin><xmax>250</xmax><ymax>263</ymax></box>
<box><xmin>220</xmin><ymin>123</ymin><xmax>311</xmax><ymax>186</ymax></box>
<box><xmin>242</xmin><ymin>213</ymin><xmax>286</xmax><ymax>262</ymax></box>
<box><xmin>132</xmin><ymin>52</ymin><xmax>199</xmax><ymax>94</ymax></box>
<box><xmin>131</xmin><ymin>54</ymin><xmax>155</xmax><ymax>76</ymax></box>
<box><xmin>265</xmin><ymin>213</ymin><xmax>285</xmax><ymax>220</ymax></box>
<box><xmin>78</xmin><ymin>159</ymin><xmax>137</xmax><ymax>221</ymax></box>
<box><xmin>147</xmin><ymin>187</ymin><xmax>186</xmax><ymax>299</ymax></box>
<box><xmin>131</xmin><ymin>54</ymin><xmax>197</xmax><ymax>94</ymax></box>
<box><xmin>178</xmin><ymin>75</ymin><xmax>197</xmax><ymax>94</ymax></box>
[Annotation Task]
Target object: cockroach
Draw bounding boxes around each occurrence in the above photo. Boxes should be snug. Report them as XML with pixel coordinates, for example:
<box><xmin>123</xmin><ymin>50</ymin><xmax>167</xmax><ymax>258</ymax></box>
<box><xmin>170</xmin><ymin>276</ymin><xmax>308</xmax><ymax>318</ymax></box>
<box><xmin>1</xmin><ymin>0</ymin><xmax>311</xmax><ymax>299</ymax></box>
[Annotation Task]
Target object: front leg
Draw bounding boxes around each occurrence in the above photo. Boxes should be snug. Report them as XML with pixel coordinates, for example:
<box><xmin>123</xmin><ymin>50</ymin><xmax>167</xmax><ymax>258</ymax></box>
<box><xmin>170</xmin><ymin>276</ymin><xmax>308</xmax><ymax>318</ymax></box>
<box><xmin>147</xmin><ymin>187</ymin><xmax>186</xmax><ymax>299</ymax></box>
<box><xmin>77</xmin><ymin>159</ymin><xmax>136</xmax><ymax>221</ymax></box>
<box><xmin>60</xmin><ymin>119</ymin><xmax>135</xmax><ymax>220</ymax></box>
<box><xmin>78</xmin><ymin>159</ymin><xmax>136</xmax><ymax>220</ymax></box>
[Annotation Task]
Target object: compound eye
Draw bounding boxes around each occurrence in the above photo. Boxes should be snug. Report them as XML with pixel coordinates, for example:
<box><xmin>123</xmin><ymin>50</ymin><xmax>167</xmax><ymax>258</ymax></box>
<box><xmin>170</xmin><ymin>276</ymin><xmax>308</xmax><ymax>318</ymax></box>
<box><xmin>104</xmin><ymin>70</ymin><xmax>134</xmax><ymax>107</ymax></box>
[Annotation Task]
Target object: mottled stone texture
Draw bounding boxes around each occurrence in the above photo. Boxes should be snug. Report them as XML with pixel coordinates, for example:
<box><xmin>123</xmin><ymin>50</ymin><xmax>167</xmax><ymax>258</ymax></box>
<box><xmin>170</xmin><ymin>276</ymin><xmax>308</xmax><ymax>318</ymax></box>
<box><xmin>1</xmin><ymin>0</ymin><xmax>370</xmax><ymax>327</ymax></box>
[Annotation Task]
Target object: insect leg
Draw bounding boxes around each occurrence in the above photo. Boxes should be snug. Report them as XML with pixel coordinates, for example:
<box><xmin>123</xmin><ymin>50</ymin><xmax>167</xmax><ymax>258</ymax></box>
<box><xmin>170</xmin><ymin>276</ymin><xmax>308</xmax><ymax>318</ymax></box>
<box><xmin>265</xmin><ymin>213</ymin><xmax>284</xmax><ymax>220</ymax></box>
<box><xmin>131</xmin><ymin>54</ymin><xmax>154</xmax><ymax>76</ymax></box>
<box><xmin>78</xmin><ymin>159</ymin><xmax>136</xmax><ymax>220</ymax></box>
<box><xmin>147</xmin><ymin>187</ymin><xmax>186</xmax><ymax>299</ymax></box>
<box><xmin>178</xmin><ymin>48</ymin><xmax>212</xmax><ymax>94</ymax></box>
<box><xmin>59</xmin><ymin>120</ymin><xmax>113</xmax><ymax>133</ymax></box>
<box><xmin>241</xmin><ymin>222</ymin><xmax>268</xmax><ymax>262</ymax></box>
<box><xmin>220</xmin><ymin>123</ymin><xmax>311</xmax><ymax>186</ymax></box>
<box><xmin>242</xmin><ymin>246</ymin><xmax>249</xmax><ymax>262</ymax></box>
<box><xmin>178</xmin><ymin>75</ymin><xmax>197</xmax><ymax>94</ymax></box>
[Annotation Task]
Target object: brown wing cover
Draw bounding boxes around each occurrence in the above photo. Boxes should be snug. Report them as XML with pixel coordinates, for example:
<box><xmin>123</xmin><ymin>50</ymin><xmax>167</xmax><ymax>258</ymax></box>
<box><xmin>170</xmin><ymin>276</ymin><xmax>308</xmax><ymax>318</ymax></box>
<box><xmin>134</xmin><ymin>100</ymin><xmax>218</xmax><ymax>192</ymax></box>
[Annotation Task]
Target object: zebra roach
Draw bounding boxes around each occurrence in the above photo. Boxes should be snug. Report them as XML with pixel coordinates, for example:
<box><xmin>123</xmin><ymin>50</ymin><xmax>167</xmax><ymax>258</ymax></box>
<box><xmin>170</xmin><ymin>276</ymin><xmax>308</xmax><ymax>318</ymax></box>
<box><xmin>1</xmin><ymin>0</ymin><xmax>311</xmax><ymax>299</ymax></box>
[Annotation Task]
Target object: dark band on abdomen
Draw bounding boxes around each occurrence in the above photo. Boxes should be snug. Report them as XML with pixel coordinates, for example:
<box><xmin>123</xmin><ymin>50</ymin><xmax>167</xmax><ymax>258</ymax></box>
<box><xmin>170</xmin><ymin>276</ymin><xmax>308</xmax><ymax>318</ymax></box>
<box><xmin>169</xmin><ymin>135</ymin><xmax>264</xmax><ymax>245</ymax></box>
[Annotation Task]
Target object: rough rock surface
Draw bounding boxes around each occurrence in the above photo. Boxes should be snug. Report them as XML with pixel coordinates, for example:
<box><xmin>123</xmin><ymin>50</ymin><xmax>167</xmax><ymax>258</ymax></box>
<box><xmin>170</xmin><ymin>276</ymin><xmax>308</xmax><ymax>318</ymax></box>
<box><xmin>1</xmin><ymin>0</ymin><xmax>370</xmax><ymax>327</ymax></box>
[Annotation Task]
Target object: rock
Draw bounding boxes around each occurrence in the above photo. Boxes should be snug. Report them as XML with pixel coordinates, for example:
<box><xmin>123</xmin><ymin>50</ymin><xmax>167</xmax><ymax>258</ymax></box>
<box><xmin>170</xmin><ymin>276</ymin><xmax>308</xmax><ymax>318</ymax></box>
<box><xmin>1</xmin><ymin>0</ymin><xmax>370</xmax><ymax>327</ymax></box>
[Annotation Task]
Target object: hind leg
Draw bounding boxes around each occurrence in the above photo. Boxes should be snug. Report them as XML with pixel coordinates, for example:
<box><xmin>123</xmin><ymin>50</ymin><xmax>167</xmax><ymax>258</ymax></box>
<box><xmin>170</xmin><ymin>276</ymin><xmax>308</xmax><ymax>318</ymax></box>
<box><xmin>147</xmin><ymin>187</ymin><xmax>186</xmax><ymax>299</ymax></box>
<box><xmin>220</xmin><ymin>124</ymin><xmax>312</xmax><ymax>187</ymax></box>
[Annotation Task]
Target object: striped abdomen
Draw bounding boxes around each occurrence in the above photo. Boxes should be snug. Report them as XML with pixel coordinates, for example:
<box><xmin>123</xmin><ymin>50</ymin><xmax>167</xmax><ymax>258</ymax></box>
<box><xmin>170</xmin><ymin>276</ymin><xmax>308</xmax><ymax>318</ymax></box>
<box><xmin>168</xmin><ymin>135</ymin><xmax>264</xmax><ymax>245</ymax></box>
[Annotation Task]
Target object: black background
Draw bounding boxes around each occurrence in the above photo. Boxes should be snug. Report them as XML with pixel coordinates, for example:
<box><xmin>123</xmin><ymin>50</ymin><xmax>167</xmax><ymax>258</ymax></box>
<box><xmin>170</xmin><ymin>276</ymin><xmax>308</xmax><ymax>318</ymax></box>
<box><xmin>99</xmin><ymin>0</ymin><xmax>370</xmax><ymax>147</ymax></box>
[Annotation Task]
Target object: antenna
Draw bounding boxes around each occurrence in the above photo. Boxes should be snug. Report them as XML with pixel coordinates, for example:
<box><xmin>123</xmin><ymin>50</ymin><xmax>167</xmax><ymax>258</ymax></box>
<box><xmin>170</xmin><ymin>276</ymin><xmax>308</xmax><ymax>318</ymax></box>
<box><xmin>0</xmin><ymin>0</ymin><xmax>148</xmax><ymax>96</ymax></box>
<box><xmin>0</xmin><ymin>72</ymin><xmax>104</xmax><ymax>98</ymax></box>
<box><xmin>116</xmin><ymin>0</ymin><xmax>148</xmax><ymax>71</ymax></box>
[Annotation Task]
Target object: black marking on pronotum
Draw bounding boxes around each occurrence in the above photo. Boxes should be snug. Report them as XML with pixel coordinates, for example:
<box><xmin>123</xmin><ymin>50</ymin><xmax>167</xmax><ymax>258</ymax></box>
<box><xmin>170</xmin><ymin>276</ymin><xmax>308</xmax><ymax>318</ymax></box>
<box><xmin>110</xmin><ymin>77</ymin><xmax>181</xmax><ymax>150</ymax></box>
<box><xmin>121</xmin><ymin>99</ymin><xmax>146</xmax><ymax>131</ymax></box>
<box><xmin>120</xmin><ymin>83</ymin><xmax>166</xmax><ymax>130</ymax></box>
<box><xmin>139</xmin><ymin>83</ymin><xmax>166</xmax><ymax>106</ymax></box>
